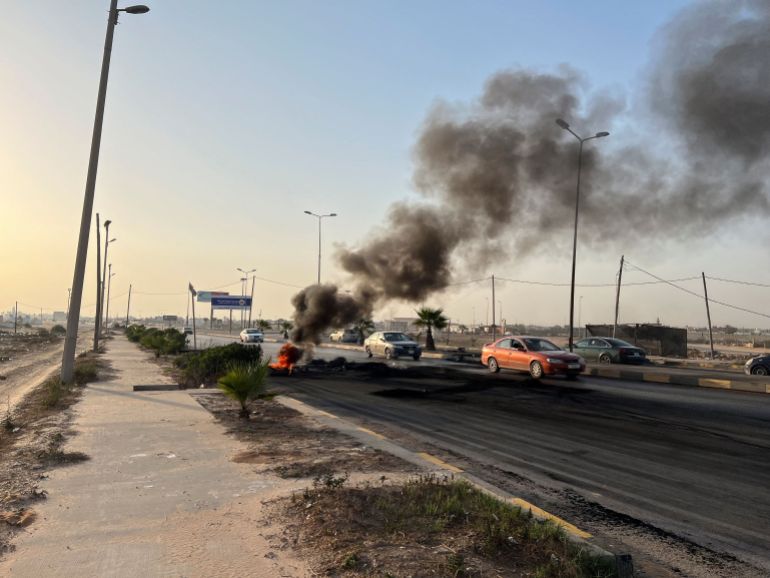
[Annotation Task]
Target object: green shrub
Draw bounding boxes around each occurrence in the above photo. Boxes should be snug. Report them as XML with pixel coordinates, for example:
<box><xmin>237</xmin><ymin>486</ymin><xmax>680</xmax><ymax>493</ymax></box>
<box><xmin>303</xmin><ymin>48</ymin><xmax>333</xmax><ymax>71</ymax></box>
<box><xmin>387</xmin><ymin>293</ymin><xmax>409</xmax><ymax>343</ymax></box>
<box><xmin>175</xmin><ymin>343</ymin><xmax>262</xmax><ymax>386</ymax></box>
<box><xmin>73</xmin><ymin>361</ymin><xmax>99</xmax><ymax>385</ymax></box>
<box><xmin>51</xmin><ymin>324</ymin><xmax>67</xmax><ymax>336</ymax></box>
<box><xmin>217</xmin><ymin>360</ymin><xmax>271</xmax><ymax>418</ymax></box>
<box><xmin>37</xmin><ymin>328</ymin><xmax>50</xmax><ymax>338</ymax></box>
<box><xmin>130</xmin><ymin>325</ymin><xmax>187</xmax><ymax>356</ymax></box>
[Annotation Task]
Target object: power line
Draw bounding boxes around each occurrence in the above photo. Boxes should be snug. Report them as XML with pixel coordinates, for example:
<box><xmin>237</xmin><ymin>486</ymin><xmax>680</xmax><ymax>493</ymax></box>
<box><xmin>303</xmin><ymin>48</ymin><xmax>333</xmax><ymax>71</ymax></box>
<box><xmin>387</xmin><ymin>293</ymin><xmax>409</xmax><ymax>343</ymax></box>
<box><xmin>625</xmin><ymin>260</ymin><xmax>770</xmax><ymax>320</ymax></box>
<box><xmin>494</xmin><ymin>275</ymin><xmax>700</xmax><ymax>288</ymax></box>
<box><xmin>707</xmin><ymin>276</ymin><xmax>770</xmax><ymax>288</ymax></box>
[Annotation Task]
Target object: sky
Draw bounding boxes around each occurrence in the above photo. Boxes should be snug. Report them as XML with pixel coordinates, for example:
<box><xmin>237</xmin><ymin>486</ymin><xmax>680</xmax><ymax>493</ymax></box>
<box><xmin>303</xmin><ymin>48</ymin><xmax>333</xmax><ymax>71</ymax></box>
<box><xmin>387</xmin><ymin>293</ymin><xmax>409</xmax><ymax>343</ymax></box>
<box><xmin>2</xmin><ymin>0</ymin><xmax>769</xmax><ymax>330</ymax></box>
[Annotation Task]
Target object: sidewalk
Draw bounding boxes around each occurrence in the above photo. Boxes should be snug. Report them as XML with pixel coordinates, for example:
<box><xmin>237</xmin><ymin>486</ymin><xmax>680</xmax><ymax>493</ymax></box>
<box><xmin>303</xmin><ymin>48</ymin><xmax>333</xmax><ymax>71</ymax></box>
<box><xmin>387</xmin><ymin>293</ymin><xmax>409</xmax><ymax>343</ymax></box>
<box><xmin>0</xmin><ymin>336</ymin><xmax>309</xmax><ymax>578</ymax></box>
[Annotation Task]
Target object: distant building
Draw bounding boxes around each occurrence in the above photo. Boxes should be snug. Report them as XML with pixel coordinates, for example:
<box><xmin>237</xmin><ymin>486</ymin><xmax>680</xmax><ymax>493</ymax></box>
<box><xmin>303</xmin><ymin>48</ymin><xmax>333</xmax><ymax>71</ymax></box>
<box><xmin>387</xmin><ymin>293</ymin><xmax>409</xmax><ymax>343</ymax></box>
<box><xmin>53</xmin><ymin>311</ymin><xmax>66</xmax><ymax>322</ymax></box>
<box><xmin>384</xmin><ymin>317</ymin><xmax>418</xmax><ymax>332</ymax></box>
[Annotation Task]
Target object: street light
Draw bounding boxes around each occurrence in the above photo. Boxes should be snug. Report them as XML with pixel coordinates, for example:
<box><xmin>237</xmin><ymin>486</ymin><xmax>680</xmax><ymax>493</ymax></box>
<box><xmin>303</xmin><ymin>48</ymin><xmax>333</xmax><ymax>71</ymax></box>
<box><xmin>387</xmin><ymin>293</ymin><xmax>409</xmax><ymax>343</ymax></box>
<box><xmin>236</xmin><ymin>267</ymin><xmax>256</xmax><ymax>329</ymax></box>
<box><xmin>556</xmin><ymin>118</ymin><xmax>609</xmax><ymax>351</ymax></box>
<box><xmin>61</xmin><ymin>1</ymin><xmax>150</xmax><ymax>384</ymax></box>
<box><xmin>101</xmin><ymin>229</ymin><xmax>117</xmax><ymax>334</ymax></box>
<box><xmin>304</xmin><ymin>210</ymin><xmax>337</xmax><ymax>285</ymax></box>
<box><xmin>104</xmin><ymin>265</ymin><xmax>115</xmax><ymax>332</ymax></box>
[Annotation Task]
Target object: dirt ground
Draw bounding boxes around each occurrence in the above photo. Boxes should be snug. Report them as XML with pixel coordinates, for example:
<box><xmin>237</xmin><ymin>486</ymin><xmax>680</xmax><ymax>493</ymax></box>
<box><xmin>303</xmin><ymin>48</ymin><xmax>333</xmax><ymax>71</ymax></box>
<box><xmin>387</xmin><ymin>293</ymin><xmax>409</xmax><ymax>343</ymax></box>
<box><xmin>0</xmin><ymin>331</ymin><xmax>65</xmax><ymax>409</ymax></box>
<box><xmin>193</xmin><ymin>391</ymin><xmax>616</xmax><ymax>578</ymax></box>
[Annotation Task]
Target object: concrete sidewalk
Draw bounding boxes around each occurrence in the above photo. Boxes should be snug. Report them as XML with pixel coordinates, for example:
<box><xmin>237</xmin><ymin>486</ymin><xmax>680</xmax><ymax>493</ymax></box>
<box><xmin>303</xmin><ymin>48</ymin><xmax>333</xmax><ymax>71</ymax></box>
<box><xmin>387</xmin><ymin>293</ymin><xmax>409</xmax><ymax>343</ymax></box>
<box><xmin>0</xmin><ymin>336</ymin><xmax>309</xmax><ymax>578</ymax></box>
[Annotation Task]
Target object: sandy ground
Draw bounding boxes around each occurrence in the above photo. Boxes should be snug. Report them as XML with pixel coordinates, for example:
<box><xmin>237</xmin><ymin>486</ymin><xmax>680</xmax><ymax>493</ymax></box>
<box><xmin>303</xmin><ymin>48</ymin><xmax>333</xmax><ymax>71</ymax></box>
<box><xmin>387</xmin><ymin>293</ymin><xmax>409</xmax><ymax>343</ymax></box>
<box><xmin>0</xmin><ymin>337</ymin><xmax>312</xmax><ymax>578</ymax></box>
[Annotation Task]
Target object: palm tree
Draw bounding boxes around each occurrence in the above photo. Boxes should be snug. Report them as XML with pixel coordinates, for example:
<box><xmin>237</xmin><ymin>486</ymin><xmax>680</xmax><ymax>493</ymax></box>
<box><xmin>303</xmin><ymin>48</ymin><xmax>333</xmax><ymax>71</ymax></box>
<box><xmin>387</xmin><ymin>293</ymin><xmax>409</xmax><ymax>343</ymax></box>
<box><xmin>353</xmin><ymin>318</ymin><xmax>375</xmax><ymax>345</ymax></box>
<box><xmin>279</xmin><ymin>320</ymin><xmax>293</xmax><ymax>340</ymax></box>
<box><xmin>413</xmin><ymin>307</ymin><xmax>448</xmax><ymax>351</ymax></box>
<box><xmin>256</xmin><ymin>319</ymin><xmax>271</xmax><ymax>332</ymax></box>
<box><xmin>217</xmin><ymin>360</ymin><xmax>271</xmax><ymax>419</ymax></box>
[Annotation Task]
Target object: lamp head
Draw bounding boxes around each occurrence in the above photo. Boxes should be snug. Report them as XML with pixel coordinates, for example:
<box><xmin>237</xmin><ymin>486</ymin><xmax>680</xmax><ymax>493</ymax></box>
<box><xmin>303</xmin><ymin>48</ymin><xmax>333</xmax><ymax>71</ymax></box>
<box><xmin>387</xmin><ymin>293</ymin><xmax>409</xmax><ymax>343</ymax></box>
<box><xmin>329</xmin><ymin>213</ymin><xmax>338</xmax><ymax>217</ymax></box>
<box><xmin>555</xmin><ymin>118</ymin><xmax>570</xmax><ymax>130</ymax></box>
<box><xmin>595</xmin><ymin>131</ymin><xmax>610</xmax><ymax>138</ymax></box>
<box><xmin>104</xmin><ymin>220</ymin><xmax>112</xmax><ymax>228</ymax></box>
<box><xmin>122</xmin><ymin>5</ymin><xmax>150</xmax><ymax>14</ymax></box>
<box><xmin>304</xmin><ymin>210</ymin><xmax>312</xmax><ymax>215</ymax></box>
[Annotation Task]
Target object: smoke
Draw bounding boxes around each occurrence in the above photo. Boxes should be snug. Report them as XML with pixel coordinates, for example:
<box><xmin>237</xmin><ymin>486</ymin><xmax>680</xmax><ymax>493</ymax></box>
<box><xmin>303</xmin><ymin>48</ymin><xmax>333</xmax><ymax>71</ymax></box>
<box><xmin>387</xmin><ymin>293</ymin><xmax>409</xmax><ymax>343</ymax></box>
<box><xmin>291</xmin><ymin>0</ymin><xmax>770</xmax><ymax>344</ymax></box>
<box><xmin>290</xmin><ymin>284</ymin><xmax>372</xmax><ymax>345</ymax></box>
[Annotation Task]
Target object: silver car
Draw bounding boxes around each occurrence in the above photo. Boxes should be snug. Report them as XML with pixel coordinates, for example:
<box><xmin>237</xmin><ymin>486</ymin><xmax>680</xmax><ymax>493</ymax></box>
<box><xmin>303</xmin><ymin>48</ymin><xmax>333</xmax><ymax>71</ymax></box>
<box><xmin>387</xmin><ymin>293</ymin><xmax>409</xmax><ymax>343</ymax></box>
<box><xmin>364</xmin><ymin>331</ymin><xmax>421</xmax><ymax>360</ymax></box>
<box><xmin>239</xmin><ymin>328</ymin><xmax>264</xmax><ymax>343</ymax></box>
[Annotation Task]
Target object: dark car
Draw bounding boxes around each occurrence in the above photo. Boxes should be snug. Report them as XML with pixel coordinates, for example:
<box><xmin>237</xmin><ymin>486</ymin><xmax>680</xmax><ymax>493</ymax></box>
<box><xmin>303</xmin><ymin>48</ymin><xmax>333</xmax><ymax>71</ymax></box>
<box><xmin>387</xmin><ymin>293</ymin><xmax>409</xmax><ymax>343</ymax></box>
<box><xmin>745</xmin><ymin>355</ymin><xmax>770</xmax><ymax>376</ymax></box>
<box><xmin>573</xmin><ymin>337</ymin><xmax>647</xmax><ymax>365</ymax></box>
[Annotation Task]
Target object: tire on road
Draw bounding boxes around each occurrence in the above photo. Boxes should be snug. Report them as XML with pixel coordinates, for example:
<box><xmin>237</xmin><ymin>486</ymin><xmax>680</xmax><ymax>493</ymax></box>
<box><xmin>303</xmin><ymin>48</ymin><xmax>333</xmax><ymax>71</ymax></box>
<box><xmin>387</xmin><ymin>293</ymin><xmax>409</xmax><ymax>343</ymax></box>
<box><xmin>599</xmin><ymin>353</ymin><xmax>612</xmax><ymax>364</ymax></box>
<box><xmin>487</xmin><ymin>357</ymin><xmax>500</xmax><ymax>373</ymax></box>
<box><xmin>751</xmin><ymin>365</ymin><xmax>769</xmax><ymax>376</ymax></box>
<box><xmin>529</xmin><ymin>360</ymin><xmax>544</xmax><ymax>379</ymax></box>
<box><xmin>365</xmin><ymin>347</ymin><xmax>373</xmax><ymax>358</ymax></box>
<box><xmin>385</xmin><ymin>348</ymin><xmax>396</xmax><ymax>360</ymax></box>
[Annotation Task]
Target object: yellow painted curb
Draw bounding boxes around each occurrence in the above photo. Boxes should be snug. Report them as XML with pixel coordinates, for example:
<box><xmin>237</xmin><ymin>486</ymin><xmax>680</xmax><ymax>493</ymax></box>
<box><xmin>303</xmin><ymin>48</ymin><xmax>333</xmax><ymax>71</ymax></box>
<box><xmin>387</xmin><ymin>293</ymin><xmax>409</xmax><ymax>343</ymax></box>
<box><xmin>698</xmin><ymin>378</ymin><xmax>731</xmax><ymax>389</ymax></box>
<box><xmin>510</xmin><ymin>498</ymin><xmax>592</xmax><ymax>540</ymax></box>
<box><xmin>417</xmin><ymin>452</ymin><xmax>463</xmax><ymax>473</ymax></box>
<box><xmin>357</xmin><ymin>426</ymin><xmax>386</xmax><ymax>440</ymax></box>
<box><xmin>316</xmin><ymin>409</ymin><xmax>338</xmax><ymax>419</ymax></box>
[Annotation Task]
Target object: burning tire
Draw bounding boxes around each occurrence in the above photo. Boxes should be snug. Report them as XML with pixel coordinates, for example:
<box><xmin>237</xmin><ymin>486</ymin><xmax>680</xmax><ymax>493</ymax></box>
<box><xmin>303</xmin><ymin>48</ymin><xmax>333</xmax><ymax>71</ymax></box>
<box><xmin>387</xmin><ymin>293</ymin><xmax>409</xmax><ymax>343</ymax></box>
<box><xmin>365</xmin><ymin>346</ymin><xmax>373</xmax><ymax>358</ymax></box>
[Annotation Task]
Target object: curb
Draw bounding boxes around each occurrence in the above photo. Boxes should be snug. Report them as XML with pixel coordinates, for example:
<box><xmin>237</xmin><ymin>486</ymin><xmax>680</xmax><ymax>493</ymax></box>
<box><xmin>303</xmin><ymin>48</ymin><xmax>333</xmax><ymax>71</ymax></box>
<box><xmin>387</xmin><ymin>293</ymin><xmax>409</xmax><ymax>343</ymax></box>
<box><xmin>277</xmin><ymin>395</ymin><xmax>633</xmax><ymax>575</ymax></box>
<box><xmin>585</xmin><ymin>367</ymin><xmax>770</xmax><ymax>394</ymax></box>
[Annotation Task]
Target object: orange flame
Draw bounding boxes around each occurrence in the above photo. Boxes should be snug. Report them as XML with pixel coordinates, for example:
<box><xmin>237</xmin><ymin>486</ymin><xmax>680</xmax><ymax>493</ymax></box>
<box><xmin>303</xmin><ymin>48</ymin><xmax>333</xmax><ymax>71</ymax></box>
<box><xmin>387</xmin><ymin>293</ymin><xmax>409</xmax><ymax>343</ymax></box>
<box><xmin>270</xmin><ymin>343</ymin><xmax>302</xmax><ymax>373</ymax></box>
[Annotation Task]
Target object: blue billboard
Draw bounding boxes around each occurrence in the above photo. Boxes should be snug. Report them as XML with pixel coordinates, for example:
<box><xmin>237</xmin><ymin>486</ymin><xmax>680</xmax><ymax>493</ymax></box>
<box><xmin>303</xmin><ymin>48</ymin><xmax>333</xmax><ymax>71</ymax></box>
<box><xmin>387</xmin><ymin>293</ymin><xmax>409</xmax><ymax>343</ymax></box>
<box><xmin>211</xmin><ymin>296</ymin><xmax>252</xmax><ymax>310</ymax></box>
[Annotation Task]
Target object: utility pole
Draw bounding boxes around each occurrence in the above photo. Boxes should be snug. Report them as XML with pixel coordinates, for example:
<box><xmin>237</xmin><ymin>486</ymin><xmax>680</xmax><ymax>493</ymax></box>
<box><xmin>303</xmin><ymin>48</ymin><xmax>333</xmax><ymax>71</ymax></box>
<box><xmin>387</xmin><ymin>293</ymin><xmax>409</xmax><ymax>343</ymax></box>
<box><xmin>14</xmin><ymin>302</ymin><xmax>17</xmax><ymax>334</ymax></box>
<box><xmin>61</xmin><ymin>1</ymin><xmax>150</xmax><ymax>384</ymax></box>
<box><xmin>613</xmin><ymin>255</ymin><xmax>624</xmax><ymax>338</ymax></box>
<box><xmin>125</xmin><ymin>283</ymin><xmax>132</xmax><ymax>327</ymax></box>
<box><xmin>188</xmin><ymin>283</ymin><xmax>197</xmax><ymax>351</ymax></box>
<box><xmin>185</xmin><ymin>292</ymin><xmax>190</xmax><ymax>326</ymax></box>
<box><xmin>67</xmin><ymin>288</ymin><xmax>72</xmax><ymax>321</ymax></box>
<box><xmin>491</xmin><ymin>275</ymin><xmax>497</xmax><ymax>341</ymax></box>
<box><xmin>702</xmin><ymin>272</ymin><xmax>715</xmax><ymax>359</ymax></box>
<box><xmin>93</xmin><ymin>213</ymin><xmax>102</xmax><ymax>352</ymax></box>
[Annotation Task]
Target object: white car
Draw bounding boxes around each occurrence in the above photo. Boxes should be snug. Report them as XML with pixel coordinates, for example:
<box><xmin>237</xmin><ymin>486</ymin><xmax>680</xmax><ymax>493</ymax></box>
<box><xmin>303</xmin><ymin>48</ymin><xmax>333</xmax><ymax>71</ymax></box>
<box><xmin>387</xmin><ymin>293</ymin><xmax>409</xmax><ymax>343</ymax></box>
<box><xmin>364</xmin><ymin>331</ymin><xmax>421</xmax><ymax>360</ymax></box>
<box><xmin>239</xmin><ymin>328</ymin><xmax>264</xmax><ymax>343</ymax></box>
<box><xmin>330</xmin><ymin>328</ymin><xmax>359</xmax><ymax>343</ymax></box>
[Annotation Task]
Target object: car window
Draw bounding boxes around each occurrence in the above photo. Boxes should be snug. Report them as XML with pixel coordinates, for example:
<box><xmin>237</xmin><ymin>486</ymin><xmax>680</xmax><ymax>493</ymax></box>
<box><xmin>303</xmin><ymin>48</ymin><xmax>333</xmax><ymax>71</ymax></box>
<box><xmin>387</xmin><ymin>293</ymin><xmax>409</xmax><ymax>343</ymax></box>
<box><xmin>384</xmin><ymin>333</ymin><xmax>410</xmax><ymax>342</ymax></box>
<box><xmin>511</xmin><ymin>339</ymin><xmax>525</xmax><ymax>350</ymax></box>
<box><xmin>605</xmin><ymin>338</ymin><xmax>632</xmax><ymax>347</ymax></box>
<box><xmin>588</xmin><ymin>338</ymin><xmax>603</xmax><ymax>347</ymax></box>
<box><xmin>575</xmin><ymin>339</ymin><xmax>590</xmax><ymax>348</ymax></box>
<box><xmin>522</xmin><ymin>338</ymin><xmax>560</xmax><ymax>351</ymax></box>
<box><xmin>496</xmin><ymin>339</ymin><xmax>512</xmax><ymax>348</ymax></box>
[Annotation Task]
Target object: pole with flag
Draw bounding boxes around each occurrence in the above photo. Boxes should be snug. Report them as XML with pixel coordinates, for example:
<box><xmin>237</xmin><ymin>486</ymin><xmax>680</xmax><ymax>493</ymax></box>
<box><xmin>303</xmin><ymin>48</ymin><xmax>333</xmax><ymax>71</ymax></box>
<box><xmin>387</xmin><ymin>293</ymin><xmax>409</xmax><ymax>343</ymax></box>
<box><xmin>188</xmin><ymin>282</ymin><xmax>197</xmax><ymax>351</ymax></box>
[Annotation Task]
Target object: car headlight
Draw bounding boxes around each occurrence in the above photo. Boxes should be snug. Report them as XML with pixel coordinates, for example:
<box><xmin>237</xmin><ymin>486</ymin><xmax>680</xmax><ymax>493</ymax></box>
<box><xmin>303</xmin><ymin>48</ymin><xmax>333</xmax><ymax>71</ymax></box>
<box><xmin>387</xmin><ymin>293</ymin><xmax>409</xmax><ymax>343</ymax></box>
<box><xmin>546</xmin><ymin>357</ymin><xmax>564</xmax><ymax>364</ymax></box>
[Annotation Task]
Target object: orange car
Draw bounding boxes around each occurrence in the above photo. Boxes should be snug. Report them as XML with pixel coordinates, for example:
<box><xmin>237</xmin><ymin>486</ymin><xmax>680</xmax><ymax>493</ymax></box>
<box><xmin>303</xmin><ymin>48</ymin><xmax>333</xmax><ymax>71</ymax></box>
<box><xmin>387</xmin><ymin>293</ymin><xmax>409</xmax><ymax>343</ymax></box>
<box><xmin>481</xmin><ymin>336</ymin><xmax>585</xmax><ymax>379</ymax></box>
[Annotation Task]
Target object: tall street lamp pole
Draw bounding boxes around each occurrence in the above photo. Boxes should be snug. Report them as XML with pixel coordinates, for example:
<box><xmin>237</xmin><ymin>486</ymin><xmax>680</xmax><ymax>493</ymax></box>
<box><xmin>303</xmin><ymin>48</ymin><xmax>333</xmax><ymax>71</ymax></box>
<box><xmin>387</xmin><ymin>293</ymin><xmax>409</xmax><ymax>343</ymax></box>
<box><xmin>61</xmin><ymin>2</ymin><xmax>150</xmax><ymax>384</ymax></box>
<box><xmin>101</xmin><ymin>232</ymin><xmax>116</xmax><ymax>334</ymax></box>
<box><xmin>236</xmin><ymin>267</ymin><xmax>255</xmax><ymax>329</ymax></box>
<box><xmin>555</xmin><ymin>118</ymin><xmax>609</xmax><ymax>352</ymax></box>
<box><xmin>304</xmin><ymin>211</ymin><xmax>337</xmax><ymax>285</ymax></box>
<box><xmin>105</xmin><ymin>266</ymin><xmax>115</xmax><ymax>332</ymax></box>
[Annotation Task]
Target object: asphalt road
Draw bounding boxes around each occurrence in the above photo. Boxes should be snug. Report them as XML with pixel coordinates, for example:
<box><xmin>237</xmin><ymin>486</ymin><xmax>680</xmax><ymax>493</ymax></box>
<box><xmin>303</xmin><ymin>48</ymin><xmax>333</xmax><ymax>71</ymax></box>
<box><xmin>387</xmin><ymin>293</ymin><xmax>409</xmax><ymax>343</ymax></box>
<box><xmin>194</xmin><ymin>331</ymin><xmax>770</xmax><ymax>575</ymax></box>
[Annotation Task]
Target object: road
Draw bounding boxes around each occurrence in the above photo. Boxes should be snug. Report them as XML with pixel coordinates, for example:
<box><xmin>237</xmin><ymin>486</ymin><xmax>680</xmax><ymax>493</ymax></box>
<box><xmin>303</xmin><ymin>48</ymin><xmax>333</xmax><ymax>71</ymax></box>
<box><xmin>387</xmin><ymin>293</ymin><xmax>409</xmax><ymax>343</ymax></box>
<box><xmin>194</xmin><ymin>331</ymin><xmax>770</xmax><ymax>575</ymax></box>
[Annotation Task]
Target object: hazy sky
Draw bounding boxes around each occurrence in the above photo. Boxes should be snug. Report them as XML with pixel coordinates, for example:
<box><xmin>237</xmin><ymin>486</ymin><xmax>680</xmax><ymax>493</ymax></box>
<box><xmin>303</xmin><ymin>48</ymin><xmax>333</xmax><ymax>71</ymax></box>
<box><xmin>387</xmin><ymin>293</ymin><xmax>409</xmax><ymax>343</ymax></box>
<box><xmin>2</xmin><ymin>0</ymin><xmax>769</xmax><ymax>329</ymax></box>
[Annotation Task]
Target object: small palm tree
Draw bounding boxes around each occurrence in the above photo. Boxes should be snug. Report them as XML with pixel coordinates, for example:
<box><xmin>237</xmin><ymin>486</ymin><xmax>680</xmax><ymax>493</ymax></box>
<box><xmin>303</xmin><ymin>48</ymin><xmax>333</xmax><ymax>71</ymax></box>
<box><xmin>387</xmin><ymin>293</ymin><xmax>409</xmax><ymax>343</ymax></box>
<box><xmin>458</xmin><ymin>324</ymin><xmax>468</xmax><ymax>335</ymax></box>
<box><xmin>279</xmin><ymin>320</ymin><xmax>293</xmax><ymax>339</ymax></box>
<box><xmin>353</xmin><ymin>318</ymin><xmax>375</xmax><ymax>345</ymax></box>
<box><xmin>256</xmin><ymin>319</ymin><xmax>271</xmax><ymax>332</ymax></box>
<box><xmin>414</xmin><ymin>307</ymin><xmax>448</xmax><ymax>351</ymax></box>
<box><xmin>217</xmin><ymin>360</ymin><xmax>271</xmax><ymax>419</ymax></box>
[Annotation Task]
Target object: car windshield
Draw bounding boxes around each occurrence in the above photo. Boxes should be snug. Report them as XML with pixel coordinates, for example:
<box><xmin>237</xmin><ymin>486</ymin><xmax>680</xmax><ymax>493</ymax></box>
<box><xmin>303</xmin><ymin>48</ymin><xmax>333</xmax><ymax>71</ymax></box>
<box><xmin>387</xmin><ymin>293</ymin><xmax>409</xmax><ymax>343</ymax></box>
<box><xmin>246</xmin><ymin>329</ymin><xmax>261</xmax><ymax>334</ymax></box>
<box><xmin>605</xmin><ymin>338</ymin><xmax>633</xmax><ymax>347</ymax></box>
<box><xmin>522</xmin><ymin>338</ymin><xmax>561</xmax><ymax>352</ymax></box>
<box><xmin>384</xmin><ymin>333</ymin><xmax>411</xmax><ymax>342</ymax></box>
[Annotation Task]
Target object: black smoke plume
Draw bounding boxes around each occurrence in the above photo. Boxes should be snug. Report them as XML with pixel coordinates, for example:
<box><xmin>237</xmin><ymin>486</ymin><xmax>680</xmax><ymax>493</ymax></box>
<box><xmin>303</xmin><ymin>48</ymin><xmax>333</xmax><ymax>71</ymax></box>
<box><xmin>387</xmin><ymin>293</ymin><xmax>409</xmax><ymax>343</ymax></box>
<box><xmin>291</xmin><ymin>0</ymin><xmax>770</xmax><ymax>344</ymax></box>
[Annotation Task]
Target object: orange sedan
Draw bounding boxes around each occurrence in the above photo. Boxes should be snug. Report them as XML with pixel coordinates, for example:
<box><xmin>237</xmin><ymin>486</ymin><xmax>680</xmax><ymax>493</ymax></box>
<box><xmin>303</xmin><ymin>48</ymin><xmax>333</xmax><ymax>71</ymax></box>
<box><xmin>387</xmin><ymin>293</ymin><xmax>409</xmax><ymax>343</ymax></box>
<box><xmin>481</xmin><ymin>336</ymin><xmax>586</xmax><ymax>379</ymax></box>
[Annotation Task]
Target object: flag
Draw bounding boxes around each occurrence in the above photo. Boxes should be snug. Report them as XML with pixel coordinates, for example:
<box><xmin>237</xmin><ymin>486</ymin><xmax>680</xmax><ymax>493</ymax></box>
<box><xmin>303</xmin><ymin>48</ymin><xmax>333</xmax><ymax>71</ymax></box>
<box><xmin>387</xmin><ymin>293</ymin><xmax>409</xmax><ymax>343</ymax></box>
<box><xmin>188</xmin><ymin>282</ymin><xmax>197</xmax><ymax>297</ymax></box>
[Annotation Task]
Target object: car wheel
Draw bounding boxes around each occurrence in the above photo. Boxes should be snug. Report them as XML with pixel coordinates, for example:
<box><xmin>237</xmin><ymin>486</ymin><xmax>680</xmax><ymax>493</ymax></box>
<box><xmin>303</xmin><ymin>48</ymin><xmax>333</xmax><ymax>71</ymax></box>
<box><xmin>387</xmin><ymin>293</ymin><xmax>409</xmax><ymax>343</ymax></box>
<box><xmin>365</xmin><ymin>347</ymin><xmax>373</xmax><ymax>358</ymax></box>
<box><xmin>599</xmin><ymin>353</ymin><xmax>612</xmax><ymax>364</ymax></box>
<box><xmin>385</xmin><ymin>348</ymin><xmax>394</xmax><ymax>360</ymax></box>
<box><xmin>751</xmin><ymin>365</ymin><xmax>769</xmax><ymax>376</ymax></box>
<box><xmin>529</xmin><ymin>361</ymin><xmax>544</xmax><ymax>379</ymax></box>
<box><xmin>487</xmin><ymin>357</ymin><xmax>500</xmax><ymax>373</ymax></box>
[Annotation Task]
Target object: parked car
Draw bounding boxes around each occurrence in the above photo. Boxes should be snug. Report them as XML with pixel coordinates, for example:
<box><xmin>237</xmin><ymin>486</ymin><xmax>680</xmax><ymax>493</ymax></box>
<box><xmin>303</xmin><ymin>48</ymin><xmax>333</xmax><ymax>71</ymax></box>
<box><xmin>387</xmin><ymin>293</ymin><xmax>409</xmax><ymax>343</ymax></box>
<box><xmin>481</xmin><ymin>336</ymin><xmax>585</xmax><ymax>379</ymax></box>
<box><xmin>745</xmin><ymin>354</ymin><xmax>770</xmax><ymax>376</ymax></box>
<box><xmin>329</xmin><ymin>328</ymin><xmax>359</xmax><ymax>343</ymax></box>
<box><xmin>239</xmin><ymin>328</ymin><xmax>264</xmax><ymax>343</ymax></box>
<box><xmin>182</xmin><ymin>326</ymin><xmax>193</xmax><ymax>335</ymax></box>
<box><xmin>364</xmin><ymin>331</ymin><xmax>421</xmax><ymax>360</ymax></box>
<box><xmin>573</xmin><ymin>337</ymin><xmax>647</xmax><ymax>364</ymax></box>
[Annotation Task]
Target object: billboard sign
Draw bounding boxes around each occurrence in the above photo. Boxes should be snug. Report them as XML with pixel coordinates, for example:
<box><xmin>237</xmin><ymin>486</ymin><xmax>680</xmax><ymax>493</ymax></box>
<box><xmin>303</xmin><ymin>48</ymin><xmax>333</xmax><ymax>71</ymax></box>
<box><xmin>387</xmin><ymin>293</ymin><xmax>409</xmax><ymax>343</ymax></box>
<box><xmin>197</xmin><ymin>291</ymin><xmax>229</xmax><ymax>303</ymax></box>
<box><xmin>162</xmin><ymin>315</ymin><xmax>178</xmax><ymax>321</ymax></box>
<box><xmin>211</xmin><ymin>296</ymin><xmax>252</xmax><ymax>310</ymax></box>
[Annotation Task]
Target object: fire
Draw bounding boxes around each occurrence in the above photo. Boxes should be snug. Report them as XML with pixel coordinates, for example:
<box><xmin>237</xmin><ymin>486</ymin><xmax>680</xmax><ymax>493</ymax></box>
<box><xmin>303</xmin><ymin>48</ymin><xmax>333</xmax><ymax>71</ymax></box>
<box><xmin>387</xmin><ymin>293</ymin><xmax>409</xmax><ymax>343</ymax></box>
<box><xmin>270</xmin><ymin>343</ymin><xmax>302</xmax><ymax>373</ymax></box>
